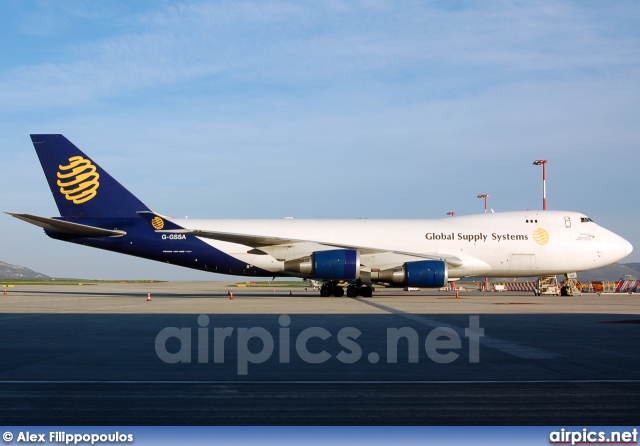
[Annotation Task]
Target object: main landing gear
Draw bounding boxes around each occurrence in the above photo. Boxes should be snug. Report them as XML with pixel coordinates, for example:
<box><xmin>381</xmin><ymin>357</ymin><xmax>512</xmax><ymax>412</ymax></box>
<box><xmin>320</xmin><ymin>282</ymin><xmax>343</xmax><ymax>297</ymax></box>
<box><xmin>319</xmin><ymin>281</ymin><xmax>373</xmax><ymax>298</ymax></box>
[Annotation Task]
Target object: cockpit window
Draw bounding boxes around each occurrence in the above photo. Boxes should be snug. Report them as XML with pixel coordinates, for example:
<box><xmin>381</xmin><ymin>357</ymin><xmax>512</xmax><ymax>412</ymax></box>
<box><xmin>581</xmin><ymin>217</ymin><xmax>594</xmax><ymax>223</ymax></box>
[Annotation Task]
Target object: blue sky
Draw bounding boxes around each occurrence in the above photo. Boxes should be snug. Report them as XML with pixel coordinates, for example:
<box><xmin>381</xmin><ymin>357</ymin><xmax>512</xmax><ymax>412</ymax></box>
<box><xmin>2</xmin><ymin>1</ymin><xmax>639</xmax><ymax>280</ymax></box>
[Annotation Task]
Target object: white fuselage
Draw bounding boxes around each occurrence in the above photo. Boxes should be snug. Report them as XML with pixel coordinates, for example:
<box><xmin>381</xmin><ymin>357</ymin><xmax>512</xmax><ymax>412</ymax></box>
<box><xmin>166</xmin><ymin>210</ymin><xmax>632</xmax><ymax>279</ymax></box>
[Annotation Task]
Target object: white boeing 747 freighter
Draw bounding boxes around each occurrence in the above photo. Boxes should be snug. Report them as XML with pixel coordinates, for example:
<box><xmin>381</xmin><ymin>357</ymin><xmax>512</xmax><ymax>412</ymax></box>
<box><xmin>7</xmin><ymin>135</ymin><xmax>633</xmax><ymax>297</ymax></box>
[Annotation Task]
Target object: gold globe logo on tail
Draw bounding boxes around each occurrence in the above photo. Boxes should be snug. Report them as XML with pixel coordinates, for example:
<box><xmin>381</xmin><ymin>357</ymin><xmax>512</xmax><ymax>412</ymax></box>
<box><xmin>151</xmin><ymin>216</ymin><xmax>165</xmax><ymax>230</ymax></box>
<box><xmin>532</xmin><ymin>228</ymin><xmax>550</xmax><ymax>246</ymax></box>
<box><xmin>57</xmin><ymin>156</ymin><xmax>100</xmax><ymax>204</ymax></box>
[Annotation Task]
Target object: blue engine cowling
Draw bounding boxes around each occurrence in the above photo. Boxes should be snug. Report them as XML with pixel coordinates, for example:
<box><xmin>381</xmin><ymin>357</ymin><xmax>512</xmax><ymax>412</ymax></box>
<box><xmin>404</xmin><ymin>260</ymin><xmax>448</xmax><ymax>288</ymax></box>
<box><xmin>283</xmin><ymin>249</ymin><xmax>360</xmax><ymax>280</ymax></box>
<box><xmin>284</xmin><ymin>249</ymin><xmax>360</xmax><ymax>280</ymax></box>
<box><xmin>313</xmin><ymin>249</ymin><xmax>360</xmax><ymax>280</ymax></box>
<box><xmin>375</xmin><ymin>260</ymin><xmax>448</xmax><ymax>287</ymax></box>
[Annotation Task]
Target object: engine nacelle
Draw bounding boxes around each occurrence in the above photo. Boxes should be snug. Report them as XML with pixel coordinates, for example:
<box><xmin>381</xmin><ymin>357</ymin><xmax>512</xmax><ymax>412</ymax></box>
<box><xmin>283</xmin><ymin>249</ymin><xmax>360</xmax><ymax>280</ymax></box>
<box><xmin>373</xmin><ymin>260</ymin><xmax>448</xmax><ymax>288</ymax></box>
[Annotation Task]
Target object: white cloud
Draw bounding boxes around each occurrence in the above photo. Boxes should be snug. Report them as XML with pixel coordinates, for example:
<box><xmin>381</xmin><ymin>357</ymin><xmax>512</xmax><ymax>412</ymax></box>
<box><xmin>2</xmin><ymin>1</ymin><xmax>638</xmax><ymax>111</ymax></box>
<box><xmin>2</xmin><ymin>0</ymin><xmax>640</xmax><ymax>277</ymax></box>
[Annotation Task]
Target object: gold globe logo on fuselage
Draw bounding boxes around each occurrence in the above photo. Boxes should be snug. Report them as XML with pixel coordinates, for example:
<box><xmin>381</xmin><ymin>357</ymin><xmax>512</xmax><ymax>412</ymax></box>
<box><xmin>151</xmin><ymin>216</ymin><xmax>165</xmax><ymax>230</ymax></box>
<box><xmin>57</xmin><ymin>156</ymin><xmax>100</xmax><ymax>204</ymax></box>
<box><xmin>532</xmin><ymin>228</ymin><xmax>550</xmax><ymax>246</ymax></box>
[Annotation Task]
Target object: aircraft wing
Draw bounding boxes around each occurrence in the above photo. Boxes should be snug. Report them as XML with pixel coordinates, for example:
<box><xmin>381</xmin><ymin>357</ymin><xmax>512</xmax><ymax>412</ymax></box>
<box><xmin>175</xmin><ymin>229</ymin><xmax>302</xmax><ymax>248</ymax></box>
<box><xmin>6</xmin><ymin>213</ymin><xmax>127</xmax><ymax>237</ymax></box>
<box><xmin>157</xmin><ymin>227</ymin><xmax>464</xmax><ymax>268</ymax></box>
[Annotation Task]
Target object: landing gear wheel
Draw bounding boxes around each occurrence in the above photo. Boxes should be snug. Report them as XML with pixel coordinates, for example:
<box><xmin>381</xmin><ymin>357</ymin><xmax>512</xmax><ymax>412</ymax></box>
<box><xmin>360</xmin><ymin>287</ymin><xmax>373</xmax><ymax>298</ymax></box>
<box><xmin>320</xmin><ymin>286</ymin><xmax>331</xmax><ymax>297</ymax></box>
<box><xmin>333</xmin><ymin>287</ymin><xmax>344</xmax><ymax>297</ymax></box>
<box><xmin>347</xmin><ymin>286</ymin><xmax>359</xmax><ymax>298</ymax></box>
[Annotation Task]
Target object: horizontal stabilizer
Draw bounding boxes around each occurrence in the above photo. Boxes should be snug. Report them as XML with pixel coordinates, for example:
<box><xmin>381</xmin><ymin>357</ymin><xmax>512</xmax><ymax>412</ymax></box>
<box><xmin>6</xmin><ymin>213</ymin><xmax>126</xmax><ymax>237</ymax></box>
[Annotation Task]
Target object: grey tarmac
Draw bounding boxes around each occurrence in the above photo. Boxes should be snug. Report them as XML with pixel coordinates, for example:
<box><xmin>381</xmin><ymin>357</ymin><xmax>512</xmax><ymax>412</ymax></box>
<box><xmin>1</xmin><ymin>281</ymin><xmax>639</xmax><ymax>425</ymax></box>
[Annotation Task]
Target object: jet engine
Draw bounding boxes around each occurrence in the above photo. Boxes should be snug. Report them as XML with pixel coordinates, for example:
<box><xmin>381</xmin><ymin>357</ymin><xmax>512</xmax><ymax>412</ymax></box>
<box><xmin>284</xmin><ymin>249</ymin><xmax>360</xmax><ymax>280</ymax></box>
<box><xmin>372</xmin><ymin>260</ymin><xmax>448</xmax><ymax>288</ymax></box>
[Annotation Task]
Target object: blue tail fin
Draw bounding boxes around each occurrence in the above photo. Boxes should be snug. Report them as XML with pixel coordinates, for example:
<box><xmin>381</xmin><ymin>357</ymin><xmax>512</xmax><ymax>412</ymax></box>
<box><xmin>31</xmin><ymin>134</ymin><xmax>150</xmax><ymax>218</ymax></box>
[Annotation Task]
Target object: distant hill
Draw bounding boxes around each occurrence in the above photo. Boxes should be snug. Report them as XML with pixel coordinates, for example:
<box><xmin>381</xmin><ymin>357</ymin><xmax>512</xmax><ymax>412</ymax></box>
<box><xmin>0</xmin><ymin>261</ymin><xmax>51</xmax><ymax>280</ymax></box>
<box><xmin>622</xmin><ymin>263</ymin><xmax>640</xmax><ymax>274</ymax></box>
<box><xmin>578</xmin><ymin>263</ymin><xmax>640</xmax><ymax>282</ymax></box>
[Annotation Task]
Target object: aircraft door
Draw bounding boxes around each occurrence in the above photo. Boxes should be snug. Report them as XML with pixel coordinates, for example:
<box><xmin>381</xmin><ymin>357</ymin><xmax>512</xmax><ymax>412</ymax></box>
<box><xmin>509</xmin><ymin>254</ymin><xmax>536</xmax><ymax>274</ymax></box>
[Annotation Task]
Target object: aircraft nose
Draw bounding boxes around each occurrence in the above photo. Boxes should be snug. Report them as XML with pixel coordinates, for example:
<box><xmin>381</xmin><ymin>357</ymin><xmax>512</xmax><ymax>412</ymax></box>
<box><xmin>599</xmin><ymin>229</ymin><xmax>633</xmax><ymax>263</ymax></box>
<box><xmin>609</xmin><ymin>233</ymin><xmax>633</xmax><ymax>262</ymax></box>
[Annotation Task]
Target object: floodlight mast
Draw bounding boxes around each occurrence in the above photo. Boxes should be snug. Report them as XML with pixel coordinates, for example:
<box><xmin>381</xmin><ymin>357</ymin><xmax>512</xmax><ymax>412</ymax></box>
<box><xmin>477</xmin><ymin>193</ymin><xmax>490</xmax><ymax>291</ymax></box>
<box><xmin>477</xmin><ymin>194</ymin><xmax>488</xmax><ymax>213</ymax></box>
<box><xmin>533</xmin><ymin>160</ymin><xmax>548</xmax><ymax>210</ymax></box>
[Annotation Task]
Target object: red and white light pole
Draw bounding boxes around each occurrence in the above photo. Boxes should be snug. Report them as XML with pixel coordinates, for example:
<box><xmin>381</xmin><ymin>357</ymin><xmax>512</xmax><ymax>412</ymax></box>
<box><xmin>477</xmin><ymin>194</ymin><xmax>489</xmax><ymax>213</ymax></box>
<box><xmin>533</xmin><ymin>160</ymin><xmax>548</xmax><ymax>210</ymax></box>
<box><xmin>477</xmin><ymin>193</ymin><xmax>489</xmax><ymax>291</ymax></box>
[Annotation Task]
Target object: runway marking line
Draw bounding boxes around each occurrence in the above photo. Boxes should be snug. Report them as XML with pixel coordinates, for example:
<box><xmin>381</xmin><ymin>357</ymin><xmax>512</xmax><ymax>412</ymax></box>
<box><xmin>598</xmin><ymin>319</ymin><xmax>640</xmax><ymax>324</ymax></box>
<box><xmin>0</xmin><ymin>379</ymin><xmax>638</xmax><ymax>384</ymax></box>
